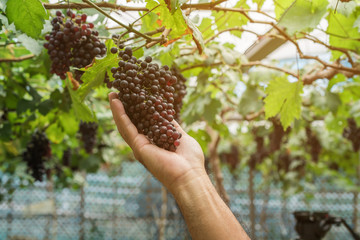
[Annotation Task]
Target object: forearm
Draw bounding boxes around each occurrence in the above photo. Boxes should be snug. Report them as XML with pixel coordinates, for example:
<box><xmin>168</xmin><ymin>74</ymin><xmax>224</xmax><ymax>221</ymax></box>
<box><xmin>171</xmin><ymin>173</ymin><xmax>250</xmax><ymax>240</ymax></box>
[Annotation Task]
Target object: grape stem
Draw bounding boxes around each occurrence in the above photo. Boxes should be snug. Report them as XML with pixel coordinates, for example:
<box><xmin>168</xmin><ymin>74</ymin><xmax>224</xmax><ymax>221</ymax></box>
<box><xmin>82</xmin><ymin>0</ymin><xmax>152</xmax><ymax>41</ymax></box>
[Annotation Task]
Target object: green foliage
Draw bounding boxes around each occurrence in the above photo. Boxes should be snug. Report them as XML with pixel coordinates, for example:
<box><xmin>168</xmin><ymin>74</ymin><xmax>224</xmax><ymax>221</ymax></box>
<box><xmin>264</xmin><ymin>77</ymin><xmax>303</xmax><ymax>129</ymax></box>
<box><xmin>5</xmin><ymin>0</ymin><xmax>48</xmax><ymax>39</ymax></box>
<box><xmin>146</xmin><ymin>0</ymin><xmax>187</xmax><ymax>38</ymax></box>
<box><xmin>327</xmin><ymin>8</ymin><xmax>360</xmax><ymax>59</ymax></box>
<box><xmin>278</xmin><ymin>0</ymin><xmax>328</xmax><ymax>35</ymax></box>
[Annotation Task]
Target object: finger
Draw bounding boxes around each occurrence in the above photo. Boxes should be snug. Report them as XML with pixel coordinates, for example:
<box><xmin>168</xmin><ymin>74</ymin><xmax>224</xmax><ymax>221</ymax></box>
<box><xmin>108</xmin><ymin>93</ymin><xmax>167</xmax><ymax>164</ymax></box>
<box><xmin>108</xmin><ymin>92</ymin><xmax>139</xmax><ymax>146</ymax></box>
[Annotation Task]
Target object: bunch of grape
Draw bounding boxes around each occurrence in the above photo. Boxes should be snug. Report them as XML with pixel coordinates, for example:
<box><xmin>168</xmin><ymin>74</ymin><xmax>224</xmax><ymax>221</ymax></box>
<box><xmin>79</xmin><ymin>121</ymin><xmax>98</xmax><ymax>153</ymax></box>
<box><xmin>22</xmin><ymin>131</ymin><xmax>51</xmax><ymax>182</ymax></box>
<box><xmin>62</xmin><ymin>148</ymin><xmax>72</xmax><ymax>167</ymax></box>
<box><xmin>343</xmin><ymin>118</ymin><xmax>360</xmax><ymax>152</ymax></box>
<box><xmin>220</xmin><ymin>145</ymin><xmax>240</xmax><ymax>172</ymax></box>
<box><xmin>110</xmin><ymin>45</ymin><xmax>181</xmax><ymax>151</ymax></box>
<box><xmin>43</xmin><ymin>10</ymin><xmax>106</xmax><ymax>80</ymax></box>
<box><xmin>170</xmin><ymin>67</ymin><xmax>187</xmax><ymax>122</ymax></box>
<box><xmin>305</xmin><ymin>126</ymin><xmax>321</xmax><ymax>163</ymax></box>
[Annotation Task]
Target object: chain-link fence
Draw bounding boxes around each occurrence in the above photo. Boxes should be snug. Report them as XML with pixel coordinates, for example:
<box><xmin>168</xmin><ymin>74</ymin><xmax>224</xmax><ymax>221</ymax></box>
<box><xmin>0</xmin><ymin>161</ymin><xmax>359</xmax><ymax>240</ymax></box>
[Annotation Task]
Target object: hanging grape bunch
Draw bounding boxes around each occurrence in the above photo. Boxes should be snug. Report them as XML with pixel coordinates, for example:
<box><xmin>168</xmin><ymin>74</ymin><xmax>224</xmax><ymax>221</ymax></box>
<box><xmin>79</xmin><ymin>121</ymin><xmax>98</xmax><ymax>154</ymax></box>
<box><xmin>342</xmin><ymin>118</ymin><xmax>360</xmax><ymax>152</ymax></box>
<box><xmin>43</xmin><ymin>10</ymin><xmax>106</xmax><ymax>81</ymax></box>
<box><xmin>170</xmin><ymin>66</ymin><xmax>187</xmax><ymax>122</ymax></box>
<box><xmin>110</xmin><ymin>45</ymin><xmax>181</xmax><ymax>152</ymax></box>
<box><xmin>22</xmin><ymin>131</ymin><xmax>52</xmax><ymax>182</ymax></box>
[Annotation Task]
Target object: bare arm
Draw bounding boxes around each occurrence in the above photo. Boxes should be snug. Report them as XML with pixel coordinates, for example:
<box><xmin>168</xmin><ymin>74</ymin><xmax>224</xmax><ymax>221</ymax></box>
<box><xmin>109</xmin><ymin>92</ymin><xmax>250</xmax><ymax>240</ymax></box>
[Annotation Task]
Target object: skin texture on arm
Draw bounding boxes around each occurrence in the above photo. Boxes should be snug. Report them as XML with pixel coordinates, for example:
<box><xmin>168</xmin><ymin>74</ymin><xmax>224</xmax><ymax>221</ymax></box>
<box><xmin>109</xmin><ymin>92</ymin><xmax>250</xmax><ymax>240</ymax></box>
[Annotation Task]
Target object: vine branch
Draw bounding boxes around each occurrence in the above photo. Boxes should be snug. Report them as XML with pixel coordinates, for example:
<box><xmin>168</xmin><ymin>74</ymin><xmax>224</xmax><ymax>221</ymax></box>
<box><xmin>0</xmin><ymin>54</ymin><xmax>35</xmax><ymax>62</ymax></box>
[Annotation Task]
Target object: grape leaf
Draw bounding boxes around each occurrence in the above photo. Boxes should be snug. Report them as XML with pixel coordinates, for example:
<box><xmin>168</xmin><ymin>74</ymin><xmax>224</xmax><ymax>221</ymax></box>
<box><xmin>325</xmin><ymin>91</ymin><xmax>341</xmax><ymax>114</ymax></box>
<box><xmin>327</xmin><ymin>10</ymin><xmax>360</xmax><ymax>59</ymax></box>
<box><xmin>6</xmin><ymin>0</ymin><xmax>48</xmax><ymax>39</ymax></box>
<box><xmin>199</xmin><ymin>18</ymin><xmax>214</xmax><ymax>37</ymax></box>
<box><xmin>264</xmin><ymin>77</ymin><xmax>303</xmax><ymax>129</ymax></box>
<box><xmin>78</xmin><ymin>40</ymin><xmax>118</xmax><ymax>101</ymax></box>
<box><xmin>278</xmin><ymin>0</ymin><xmax>327</xmax><ymax>35</ymax></box>
<box><xmin>146</xmin><ymin>0</ymin><xmax>187</xmax><ymax>38</ymax></box>
<box><xmin>67</xmin><ymin>79</ymin><xmax>96</xmax><ymax>122</ymax></box>
<box><xmin>238</xmin><ymin>85</ymin><xmax>263</xmax><ymax>115</ymax></box>
<box><xmin>274</xmin><ymin>0</ymin><xmax>294</xmax><ymax>19</ymax></box>
<box><xmin>212</xmin><ymin>0</ymin><xmax>249</xmax><ymax>38</ymax></box>
<box><xmin>354</xmin><ymin>16</ymin><xmax>360</xmax><ymax>32</ymax></box>
<box><xmin>46</xmin><ymin>122</ymin><xmax>65</xmax><ymax>144</ymax></box>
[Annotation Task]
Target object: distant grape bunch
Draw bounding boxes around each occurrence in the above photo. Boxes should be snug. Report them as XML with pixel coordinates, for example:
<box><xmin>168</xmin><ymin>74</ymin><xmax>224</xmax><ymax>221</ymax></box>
<box><xmin>79</xmin><ymin>121</ymin><xmax>98</xmax><ymax>154</ymax></box>
<box><xmin>44</xmin><ymin>10</ymin><xmax>106</xmax><ymax>81</ymax></box>
<box><xmin>110</xmin><ymin>45</ymin><xmax>182</xmax><ymax>151</ymax></box>
<box><xmin>22</xmin><ymin>131</ymin><xmax>51</xmax><ymax>182</ymax></box>
<box><xmin>343</xmin><ymin>118</ymin><xmax>360</xmax><ymax>152</ymax></box>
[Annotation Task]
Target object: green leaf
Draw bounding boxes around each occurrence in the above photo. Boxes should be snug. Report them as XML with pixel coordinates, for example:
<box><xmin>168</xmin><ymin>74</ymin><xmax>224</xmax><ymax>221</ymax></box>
<box><xmin>46</xmin><ymin>123</ymin><xmax>65</xmax><ymax>144</ymax></box>
<box><xmin>327</xmin><ymin>73</ymin><xmax>346</xmax><ymax>90</ymax></box>
<box><xmin>78</xmin><ymin>40</ymin><xmax>118</xmax><ymax>101</ymax></box>
<box><xmin>203</xmin><ymin>98</ymin><xmax>221</xmax><ymax>123</ymax></box>
<box><xmin>354</xmin><ymin>15</ymin><xmax>360</xmax><ymax>32</ymax></box>
<box><xmin>140</xmin><ymin>11</ymin><xmax>158</xmax><ymax>33</ymax></box>
<box><xmin>264</xmin><ymin>77</ymin><xmax>303</xmax><ymax>129</ymax></box>
<box><xmin>146</xmin><ymin>0</ymin><xmax>187</xmax><ymax>38</ymax></box>
<box><xmin>212</xmin><ymin>0</ymin><xmax>249</xmax><ymax>38</ymax></box>
<box><xmin>238</xmin><ymin>85</ymin><xmax>263</xmax><ymax>115</ymax></box>
<box><xmin>6</xmin><ymin>0</ymin><xmax>48</xmax><ymax>39</ymax></box>
<box><xmin>327</xmin><ymin>9</ymin><xmax>360</xmax><ymax>59</ymax></box>
<box><xmin>199</xmin><ymin>18</ymin><xmax>214</xmax><ymax>37</ymax></box>
<box><xmin>274</xmin><ymin>0</ymin><xmax>295</xmax><ymax>19</ymax></box>
<box><xmin>58</xmin><ymin>111</ymin><xmax>79</xmax><ymax>136</ymax></box>
<box><xmin>278</xmin><ymin>0</ymin><xmax>328</xmax><ymax>35</ymax></box>
<box><xmin>325</xmin><ymin>91</ymin><xmax>341</xmax><ymax>114</ymax></box>
<box><xmin>38</xmin><ymin>99</ymin><xmax>53</xmax><ymax>116</ymax></box>
<box><xmin>67</xmin><ymin>80</ymin><xmax>96</xmax><ymax>122</ymax></box>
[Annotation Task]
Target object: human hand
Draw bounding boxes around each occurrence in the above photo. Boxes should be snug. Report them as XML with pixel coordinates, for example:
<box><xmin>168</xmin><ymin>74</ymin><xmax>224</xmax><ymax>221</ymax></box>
<box><xmin>108</xmin><ymin>92</ymin><xmax>207</xmax><ymax>193</ymax></box>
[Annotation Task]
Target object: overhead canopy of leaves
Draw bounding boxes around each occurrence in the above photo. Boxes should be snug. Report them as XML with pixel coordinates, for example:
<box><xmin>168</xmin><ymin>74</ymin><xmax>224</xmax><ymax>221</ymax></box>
<box><xmin>278</xmin><ymin>0</ymin><xmax>328</xmax><ymax>35</ymax></box>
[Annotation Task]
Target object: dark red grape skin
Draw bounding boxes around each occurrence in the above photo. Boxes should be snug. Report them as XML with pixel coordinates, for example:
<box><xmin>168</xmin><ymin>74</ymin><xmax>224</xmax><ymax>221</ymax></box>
<box><xmin>110</xmin><ymin>47</ymin><xmax>182</xmax><ymax>152</ymax></box>
<box><xmin>45</xmin><ymin>12</ymin><xmax>106</xmax><ymax>81</ymax></box>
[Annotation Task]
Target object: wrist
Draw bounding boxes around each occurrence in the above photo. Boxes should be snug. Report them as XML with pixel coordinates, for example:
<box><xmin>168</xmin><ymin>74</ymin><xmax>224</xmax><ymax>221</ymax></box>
<box><xmin>169</xmin><ymin>168</ymin><xmax>214</xmax><ymax>202</ymax></box>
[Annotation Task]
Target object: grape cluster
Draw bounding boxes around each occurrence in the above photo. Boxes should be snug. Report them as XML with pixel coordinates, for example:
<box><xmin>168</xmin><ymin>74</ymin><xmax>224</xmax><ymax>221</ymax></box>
<box><xmin>110</xmin><ymin>45</ymin><xmax>181</xmax><ymax>151</ymax></box>
<box><xmin>305</xmin><ymin>126</ymin><xmax>321</xmax><ymax>163</ymax></box>
<box><xmin>79</xmin><ymin>121</ymin><xmax>98</xmax><ymax>153</ymax></box>
<box><xmin>343</xmin><ymin>118</ymin><xmax>360</xmax><ymax>152</ymax></box>
<box><xmin>62</xmin><ymin>148</ymin><xmax>72</xmax><ymax>167</ymax></box>
<box><xmin>220</xmin><ymin>145</ymin><xmax>240</xmax><ymax>172</ymax></box>
<box><xmin>170</xmin><ymin>67</ymin><xmax>187</xmax><ymax>122</ymax></box>
<box><xmin>44</xmin><ymin>10</ymin><xmax>106</xmax><ymax>80</ymax></box>
<box><xmin>22</xmin><ymin>131</ymin><xmax>51</xmax><ymax>182</ymax></box>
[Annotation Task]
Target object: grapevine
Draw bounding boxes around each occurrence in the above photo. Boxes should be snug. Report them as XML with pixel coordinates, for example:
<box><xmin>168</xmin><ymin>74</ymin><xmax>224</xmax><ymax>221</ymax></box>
<box><xmin>110</xmin><ymin>45</ymin><xmax>182</xmax><ymax>152</ymax></box>
<box><xmin>22</xmin><ymin>131</ymin><xmax>52</xmax><ymax>182</ymax></box>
